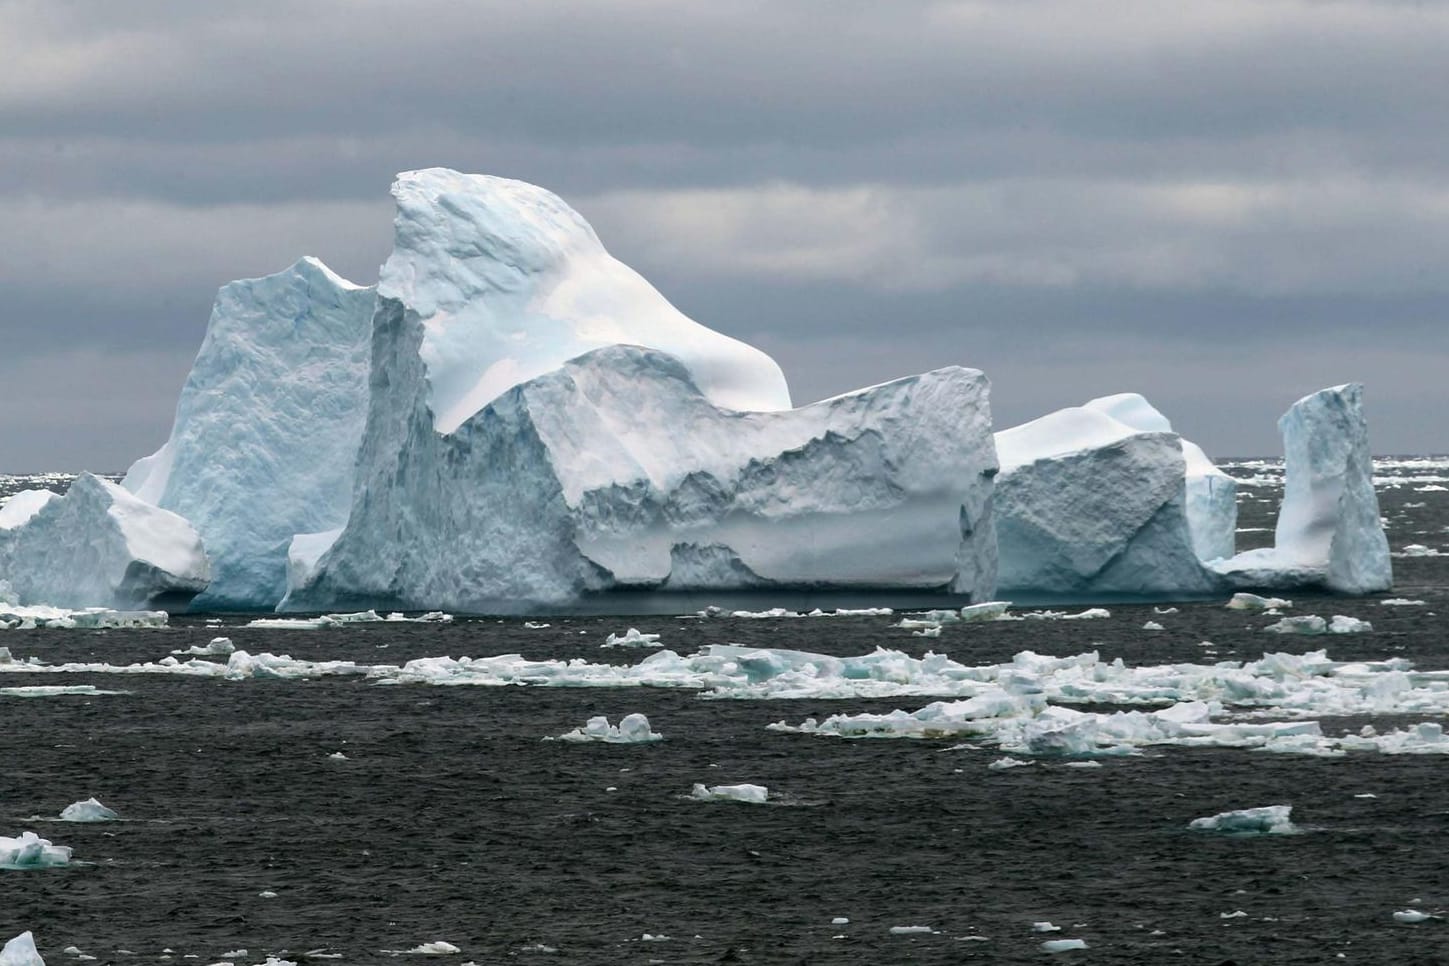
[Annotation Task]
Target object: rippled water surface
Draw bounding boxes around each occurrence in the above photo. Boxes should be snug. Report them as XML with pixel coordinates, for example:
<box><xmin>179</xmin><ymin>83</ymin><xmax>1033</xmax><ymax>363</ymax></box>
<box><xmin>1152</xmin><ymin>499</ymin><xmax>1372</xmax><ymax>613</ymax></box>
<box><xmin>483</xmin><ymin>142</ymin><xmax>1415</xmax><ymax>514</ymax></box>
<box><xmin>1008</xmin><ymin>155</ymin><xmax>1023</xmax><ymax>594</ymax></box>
<box><xmin>2</xmin><ymin>459</ymin><xmax>1448</xmax><ymax>964</ymax></box>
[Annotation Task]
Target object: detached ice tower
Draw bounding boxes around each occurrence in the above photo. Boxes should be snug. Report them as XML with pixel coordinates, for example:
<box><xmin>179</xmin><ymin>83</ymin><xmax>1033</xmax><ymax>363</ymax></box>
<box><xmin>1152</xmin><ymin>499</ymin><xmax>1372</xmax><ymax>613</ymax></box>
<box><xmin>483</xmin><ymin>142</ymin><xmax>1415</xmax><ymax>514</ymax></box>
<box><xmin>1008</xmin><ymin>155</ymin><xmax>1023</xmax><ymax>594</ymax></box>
<box><xmin>1213</xmin><ymin>383</ymin><xmax>1392</xmax><ymax>594</ymax></box>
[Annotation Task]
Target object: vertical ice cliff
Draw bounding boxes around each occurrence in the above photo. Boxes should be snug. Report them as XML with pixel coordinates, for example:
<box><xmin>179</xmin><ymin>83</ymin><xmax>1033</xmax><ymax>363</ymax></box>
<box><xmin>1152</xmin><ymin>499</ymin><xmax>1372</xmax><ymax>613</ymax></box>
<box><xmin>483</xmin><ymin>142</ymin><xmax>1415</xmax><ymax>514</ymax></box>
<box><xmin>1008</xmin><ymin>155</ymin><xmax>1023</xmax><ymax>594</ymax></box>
<box><xmin>122</xmin><ymin>257</ymin><xmax>375</xmax><ymax>608</ymax></box>
<box><xmin>1082</xmin><ymin>392</ymin><xmax>1238</xmax><ymax>562</ymax></box>
<box><xmin>1212</xmin><ymin>384</ymin><xmax>1391</xmax><ymax>593</ymax></box>
<box><xmin>993</xmin><ymin>406</ymin><xmax>1222</xmax><ymax>598</ymax></box>
<box><xmin>283</xmin><ymin>169</ymin><xmax>998</xmax><ymax>612</ymax></box>
<box><xmin>381</xmin><ymin>168</ymin><xmax>791</xmax><ymax>433</ymax></box>
<box><xmin>0</xmin><ymin>474</ymin><xmax>209</xmax><ymax>609</ymax></box>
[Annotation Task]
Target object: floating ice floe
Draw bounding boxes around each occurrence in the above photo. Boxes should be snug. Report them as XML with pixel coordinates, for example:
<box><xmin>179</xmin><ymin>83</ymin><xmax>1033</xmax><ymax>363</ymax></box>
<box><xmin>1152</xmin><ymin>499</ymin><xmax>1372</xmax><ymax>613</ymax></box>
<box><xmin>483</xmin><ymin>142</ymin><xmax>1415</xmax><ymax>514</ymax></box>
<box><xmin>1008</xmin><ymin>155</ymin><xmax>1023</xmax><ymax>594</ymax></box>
<box><xmin>1227</xmin><ymin>593</ymin><xmax>1292</xmax><ymax>611</ymax></box>
<box><xmin>701</xmin><ymin>606</ymin><xmax>895</xmax><ymax>619</ymax></box>
<box><xmin>1033</xmin><ymin>922</ymin><xmax>1062</xmax><ymax>933</ymax></box>
<box><xmin>0</xmin><ymin>932</ymin><xmax>44</xmax><ymax>966</ymax></box>
<box><xmin>0</xmin><ymin>602</ymin><xmax>168</xmax><ymax>630</ymax></box>
<box><xmin>1041</xmin><ymin>938</ymin><xmax>1088</xmax><ymax>953</ymax></box>
<box><xmin>1381</xmin><ymin>598</ymin><xmax>1427</xmax><ymax>606</ymax></box>
<box><xmin>397</xmin><ymin>941</ymin><xmax>460</xmax><ymax>955</ymax></box>
<box><xmin>1396</xmin><ymin>544</ymin><xmax>1443</xmax><ymax>557</ymax></box>
<box><xmin>0</xmin><ymin>832</ymin><xmax>72</xmax><ymax>869</ymax></box>
<box><xmin>58</xmin><ymin>799</ymin><xmax>118</xmax><ymax>823</ymax></box>
<box><xmin>1142</xmin><ymin>621</ymin><xmax>1165</xmax><ymax>631</ymax></box>
<box><xmin>1020</xmin><ymin>608</ymin><xmax>1110</xmax><ymax>621</ymax></box>
<box><xmin>172</xmin><ymin>637</ymin><xmax>235</xmax><ymax>657</ymax></box>
<box><xmin>0</xmin><ymin>685</ymin><xmax>127</xmax><ymax>698</ymax></box>
<box><xmin>690</xmin><ymin>783</ymin><xmax>768</xmax><ymax>804</ymax></box>
<box><xmin>1394</xmin><ymin>909</ymin><xmax>1435</xmax><ymax>923</ymax></box>
<box><xmin>988</xmin><ymin>757</ymin><xmax>1033</xmax><ymax>770</ymax></box>
<box><xmin>1263</xmin><ymin>615</ymin><xmax>1372</xmax><ymax>635</ymax></box>
<box><xmin>1188</xmin><ymin>805</ymin><xmax>1296</xmax><ymax>834</ymax></box>
<box><xmin>602</xmin><ymin>628</ymin><xmax>662</xmax><ymax>649</ymax></box>
<box><xmin>887</xmin><ymin>925</ymin><xmax>936</xmax><ymax>935</ymax></box>
<box><xmin>246</xmin><ymin>610</ymin><xmax>451</xmax><ymax>628</ymax></box>
<box><xmin>550</xmin><ymin>713</ymin><xmax>662</xmax><ymax>743</ymax></box>
<box><xmin>896</xmin><ymin>601</ymin><xmax>1014</xmax><ymax>632</ymax></box>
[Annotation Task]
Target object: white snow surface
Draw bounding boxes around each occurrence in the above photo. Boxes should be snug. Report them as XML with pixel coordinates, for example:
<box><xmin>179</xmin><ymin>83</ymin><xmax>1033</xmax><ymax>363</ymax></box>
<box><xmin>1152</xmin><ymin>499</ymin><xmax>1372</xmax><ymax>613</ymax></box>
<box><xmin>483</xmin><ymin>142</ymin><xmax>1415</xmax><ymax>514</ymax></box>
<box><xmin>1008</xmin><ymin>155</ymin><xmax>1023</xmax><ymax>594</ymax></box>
<box><xmin>380</xmin><ymin>168</ymin><xmax>792</xmax><ymax>434</ymax></box>
<box><xmin>551</xmin><ymin>713</ymin><xmax>662</xmax><ymax>743</ymax></box>
<box><xmin>1188</xmin><ymin>805</ymin><xmax>1296</xmax><ymax>834</ymax></box>
<box><xmin>994</xmin><ymin>405</ymin><xmax>1219</xmax><ymax>597</ymax></box>
<box><xmin>1212</xmin><ymin>384</ymin><xmax>1392</xmax><ymax>594</ymax></box>
<box><xmin>690</xmin><ymin>783</ymin><xmax>768</xmax><ymax>804</ymax></box>
<box><xmin>0</xmin><ymin>490</ymin><xmax>58</xmax><ymax>531</ymax></box>
<box><xmin>1083</xmin><ymin>393</ymin><xmax>1239</xmax><ymax>562</ymax></box>
<box><xmin>291</xmin><ymin>343</ymin><xmax>998</xmax><ymax>612</ymax></box>
<box><xmin>0</xmin><ymin>932</ymin><xmax>44</xmax><ymax>966</ymax></box>
<box><xmin>0</xmin><ymin>474</ymin><xmax>208</xmax><ymax>609</ymax></box>
<box><xmin>58</xmin><ymin>798</ymin><xmax>118</xmax><ymax>822</ymax></box>
<box><xmin>122</xmin><ymin>257</ymin><xmax>375</xmax><ymax>609</ymax></box>
<box><xmin>0</xmin><ymin>831</ymin><xmax>72</xmax><ymax>869</ymax></box>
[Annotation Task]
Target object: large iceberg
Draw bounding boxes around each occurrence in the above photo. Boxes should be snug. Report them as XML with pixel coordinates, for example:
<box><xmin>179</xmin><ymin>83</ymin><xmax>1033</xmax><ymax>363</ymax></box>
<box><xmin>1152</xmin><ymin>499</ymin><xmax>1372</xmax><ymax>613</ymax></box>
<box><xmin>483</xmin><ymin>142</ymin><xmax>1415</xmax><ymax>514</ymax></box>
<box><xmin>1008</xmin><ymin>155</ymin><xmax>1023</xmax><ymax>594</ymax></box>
<box><xmin>123</xmin><ymin>257</ymin><xmax>375</xmax><ymax>608</ymax></box>
<box><xmin>279</xmin><ymin>169</ymin><xmax>998</xmax><ymax>612</ymax></box>
<box><xmin>289</xmin><ymin>344</ymin><xmax>998</xmax><ymax>612</ymax></box>
<box><xmin>993</xmin><ymin>405</ymin><xmax>1221</xmax><ymax>599</ymax></box>
<box><xmin>1212</xmin><ymin>384</ymin><xmax>1392</xmax><ymax>594</ymax></box>
<box><xmin>1081</xmin><ymin>393</ymin><xmax>1238</xmax><ymax>562</ymax></box>
<box><xmin>0</xmin><ymin>474</ymin><xmax>208</xmax><ymax>610</ymax></box>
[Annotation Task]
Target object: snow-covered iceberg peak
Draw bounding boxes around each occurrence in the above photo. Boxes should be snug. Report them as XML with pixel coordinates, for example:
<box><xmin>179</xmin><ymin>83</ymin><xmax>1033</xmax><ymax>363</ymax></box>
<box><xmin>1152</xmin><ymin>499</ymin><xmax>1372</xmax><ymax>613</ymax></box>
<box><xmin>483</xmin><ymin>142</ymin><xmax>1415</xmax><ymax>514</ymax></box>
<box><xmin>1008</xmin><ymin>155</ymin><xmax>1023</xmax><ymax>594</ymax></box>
<box><xmin>122</xmin><ymin>256</ymin><xmax>375</xmax><ymax>608</ymax></box>
<box><xmin>381</xmin><ymin>168</ymin><xmax>792</xmax><ymax>433</ymax></box>
<box><xmin>1211</xmin><ymin>384</ymin><xmax>1391</xmax><ymax>595</ymax></box>
<box><xmin>0</xmin><ymin>491</ymin><xmax>58</xmax><ymax>532</ymax></box>
<box><xmin>0</xmin><ymin>474</ymin><xmax>208</xmax><ymax>610</ymax></box>
<box><xmin>1082</xmin><ymin>392</ymin><xmax>1238</xmax><ymax>562</ymax></box>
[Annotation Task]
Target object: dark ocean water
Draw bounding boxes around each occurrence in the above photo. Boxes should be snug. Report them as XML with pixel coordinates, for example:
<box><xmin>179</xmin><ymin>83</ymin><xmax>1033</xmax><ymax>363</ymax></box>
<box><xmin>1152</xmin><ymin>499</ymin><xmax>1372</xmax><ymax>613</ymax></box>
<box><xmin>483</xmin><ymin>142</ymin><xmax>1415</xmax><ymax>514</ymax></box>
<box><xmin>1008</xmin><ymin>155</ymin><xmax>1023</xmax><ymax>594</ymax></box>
<box><xmin>2</xmin><ymin>459</ymin><xmax>1448</xmax><ymax>965</ymax></box>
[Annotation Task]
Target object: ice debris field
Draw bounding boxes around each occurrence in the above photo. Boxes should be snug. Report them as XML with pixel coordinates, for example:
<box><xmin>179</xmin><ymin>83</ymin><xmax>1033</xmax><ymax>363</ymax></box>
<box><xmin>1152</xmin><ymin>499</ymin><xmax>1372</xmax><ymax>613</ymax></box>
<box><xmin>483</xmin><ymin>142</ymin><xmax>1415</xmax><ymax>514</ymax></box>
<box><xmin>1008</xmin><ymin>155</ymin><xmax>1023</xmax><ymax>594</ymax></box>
<box><xmin>7</xmin><ymin>608</ymin><xmax>1449</xmax><ymax>760</ymax></box>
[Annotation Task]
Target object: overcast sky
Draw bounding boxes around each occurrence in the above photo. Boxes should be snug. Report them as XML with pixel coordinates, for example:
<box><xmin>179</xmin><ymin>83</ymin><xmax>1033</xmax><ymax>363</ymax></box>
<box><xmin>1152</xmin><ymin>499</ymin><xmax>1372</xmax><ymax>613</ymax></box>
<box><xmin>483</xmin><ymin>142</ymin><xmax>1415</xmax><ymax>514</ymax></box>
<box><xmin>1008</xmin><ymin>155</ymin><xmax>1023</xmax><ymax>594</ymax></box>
<box><xmin>3</xmin><ymin>0</ymin><xmax>1447</xmax><ymax>470</ymax></box>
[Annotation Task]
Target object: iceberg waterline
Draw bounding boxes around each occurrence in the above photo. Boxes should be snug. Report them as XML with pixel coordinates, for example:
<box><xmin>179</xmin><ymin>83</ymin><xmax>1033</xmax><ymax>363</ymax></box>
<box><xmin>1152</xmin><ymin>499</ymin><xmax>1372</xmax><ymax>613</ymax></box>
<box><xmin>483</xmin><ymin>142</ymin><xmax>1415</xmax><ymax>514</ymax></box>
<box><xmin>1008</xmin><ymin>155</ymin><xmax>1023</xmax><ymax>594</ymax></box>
<box><xmin>0</xmin><ymin>169</ymin><xmax>1396</xmax><ymax>613</ymax></box>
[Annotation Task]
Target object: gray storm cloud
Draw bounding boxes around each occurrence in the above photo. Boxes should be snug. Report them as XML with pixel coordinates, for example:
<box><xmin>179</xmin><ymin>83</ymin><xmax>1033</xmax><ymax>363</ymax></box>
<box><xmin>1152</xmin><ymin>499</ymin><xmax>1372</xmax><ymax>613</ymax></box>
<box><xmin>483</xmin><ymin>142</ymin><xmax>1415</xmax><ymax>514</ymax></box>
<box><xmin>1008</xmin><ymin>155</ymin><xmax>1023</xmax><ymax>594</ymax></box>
<box><xmin>1</xmin><ymin>0</ymin><xmax>1445</xmax><ymax>467</ymax></box>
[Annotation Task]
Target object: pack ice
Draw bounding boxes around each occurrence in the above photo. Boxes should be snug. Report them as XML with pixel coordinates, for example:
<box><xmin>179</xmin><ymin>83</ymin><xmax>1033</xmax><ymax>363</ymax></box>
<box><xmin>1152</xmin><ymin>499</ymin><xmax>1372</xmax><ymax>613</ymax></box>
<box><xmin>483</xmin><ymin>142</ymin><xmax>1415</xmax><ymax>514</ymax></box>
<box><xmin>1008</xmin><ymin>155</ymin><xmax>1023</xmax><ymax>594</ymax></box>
<box><xmin>284</xmin><ymin>169</ymin><xmax>998</xmax><ymax>612</ymax></box>
<box><xmin>122</xmin><ymin>257</ymin><xmax>375</xmax><ymax>608</ymax></box>
<box><xmin>993</xmin><ymin>396</ymin><xmax>1225</xmax><ymax>598</ymax></box>
<box><xmin>1211</xmin><ymin>384</ymin><xmax>1392</xmax><ymax>594</ymax></box>
<box><xmin>0</xmin><ymin>475</ymin><xmax>208</xmax><ymax>610</ymax></box>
